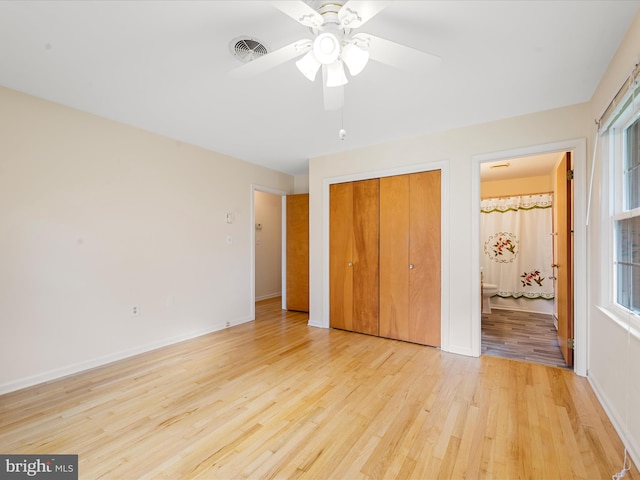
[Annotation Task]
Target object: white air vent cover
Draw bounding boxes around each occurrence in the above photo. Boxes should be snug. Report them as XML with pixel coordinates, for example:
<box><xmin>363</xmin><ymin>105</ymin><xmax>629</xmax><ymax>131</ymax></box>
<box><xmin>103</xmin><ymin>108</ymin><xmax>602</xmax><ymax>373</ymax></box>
<box><xmin>230</xmin><ymin>37</ymin><xmax>269</xmax><ymax>62</ymax></box>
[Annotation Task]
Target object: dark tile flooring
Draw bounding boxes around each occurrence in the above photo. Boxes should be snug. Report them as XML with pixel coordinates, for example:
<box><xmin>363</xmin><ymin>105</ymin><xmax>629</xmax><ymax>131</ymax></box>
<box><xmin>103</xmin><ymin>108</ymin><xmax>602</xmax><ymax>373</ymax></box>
<box><xmin>481</xmin><ymin>308</ymin><xmax>570</xmax><ymax>369</ymax></box>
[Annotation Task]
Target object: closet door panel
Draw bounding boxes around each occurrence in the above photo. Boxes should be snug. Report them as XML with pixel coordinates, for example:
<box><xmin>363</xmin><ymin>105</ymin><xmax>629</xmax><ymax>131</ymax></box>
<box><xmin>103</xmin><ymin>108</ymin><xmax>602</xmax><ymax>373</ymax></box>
<box><xmin>352</xmin><ymin>179</ymin><xmax>380</xmax><ymax>335</ymax></box>
<box><xmin>409</xmin><ymin>170</ymin><xmax>441</xmax><ymax>346</ymax></box>
<box><xmin>379</xmin><ymin>174</ymin><xmax>410</xmax><ymax>341</ymax></box>
<box><xmin>329</xmin><ymin>183</ymin><xmax>354</xmax><ymax>330</ymax></box>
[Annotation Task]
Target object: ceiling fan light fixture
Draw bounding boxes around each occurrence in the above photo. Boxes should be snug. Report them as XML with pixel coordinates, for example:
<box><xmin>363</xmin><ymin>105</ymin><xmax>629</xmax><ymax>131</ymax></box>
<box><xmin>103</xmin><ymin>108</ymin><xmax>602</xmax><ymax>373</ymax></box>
<box><xmin>296</xmin><ymin>51</ymin><xmax>321</xmax><ymax>81</ymax></box>
<box><xmin>326</xmin><ymin>60</ymin><xmax>348</xmax><ymax>87</ymax></box>
<box><xmin>341</xmin><ymin>42</ymin><xmax>369</xmax><ymax>76</ymax></box>
<box><xmin>313</xmin><ymin>32</ymin><xmax>340</xmax><ymax>64</ymax></box>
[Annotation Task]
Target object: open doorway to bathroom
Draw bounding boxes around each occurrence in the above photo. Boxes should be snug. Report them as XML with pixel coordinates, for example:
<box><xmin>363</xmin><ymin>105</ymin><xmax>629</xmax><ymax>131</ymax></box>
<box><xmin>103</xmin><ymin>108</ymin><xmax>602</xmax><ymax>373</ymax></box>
<box><xmin>479</xmin><ymin>152</ymin><xmax>572</xmax><ymax>369</ymax></box>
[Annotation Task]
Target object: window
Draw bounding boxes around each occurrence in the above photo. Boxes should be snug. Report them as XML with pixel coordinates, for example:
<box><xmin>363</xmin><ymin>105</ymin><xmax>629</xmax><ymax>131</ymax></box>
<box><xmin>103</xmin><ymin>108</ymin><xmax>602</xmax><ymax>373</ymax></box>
<box><xmin>613</xmin><ymin>113</ymin><xmax>640</xmax><ymax>314</ymax></box>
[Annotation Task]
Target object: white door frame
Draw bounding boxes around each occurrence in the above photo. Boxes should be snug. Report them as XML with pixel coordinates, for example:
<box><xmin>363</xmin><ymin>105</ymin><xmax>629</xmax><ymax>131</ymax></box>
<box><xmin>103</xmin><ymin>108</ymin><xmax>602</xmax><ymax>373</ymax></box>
<box><xmin>471</xmin><ymin>138</ymin><xmax>587</xmax><ymax>376</ymax></box>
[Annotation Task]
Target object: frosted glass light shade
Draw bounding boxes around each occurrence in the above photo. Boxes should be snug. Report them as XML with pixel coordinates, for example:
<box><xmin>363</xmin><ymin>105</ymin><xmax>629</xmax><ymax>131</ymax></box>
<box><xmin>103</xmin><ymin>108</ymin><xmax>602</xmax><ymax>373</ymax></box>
<box><xmin>342</xmin><ymin>42</ymin><xmax>369</xmax><ymax>76</ymax></box>
<box><xmin>296</xmin><ymin>51</ymin><xmax>321</xmax><ymax>81</ymax></box>
<box><xmin>313</xmin><ymin>32</ymin><xmax>340</xmax><ymax>65</ymax></box>
<box><xmin>326</xmin><ymin>60</ymin><xmax>348</xmax><ymax>87</ymax></box>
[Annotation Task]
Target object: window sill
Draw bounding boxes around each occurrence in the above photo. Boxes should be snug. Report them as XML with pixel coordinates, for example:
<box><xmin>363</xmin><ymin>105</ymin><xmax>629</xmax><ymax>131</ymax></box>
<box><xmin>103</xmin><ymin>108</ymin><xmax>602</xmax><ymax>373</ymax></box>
<box><xmin>595</xmin><ymin>305</ymin><xmax>640</xmax><ymax>341</ymax></box>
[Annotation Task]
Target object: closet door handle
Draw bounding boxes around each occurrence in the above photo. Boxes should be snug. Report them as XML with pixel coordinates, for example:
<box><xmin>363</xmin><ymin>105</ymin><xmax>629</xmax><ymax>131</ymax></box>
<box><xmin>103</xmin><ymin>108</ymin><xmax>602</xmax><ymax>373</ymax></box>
<box><xmin>551</xmin><ymin>263</ymin><xmax>559</xmax><ymax>268</ymax></box>
<box><xmin>348</xmin><ymin>262</ymin><xmax>353</xmax><ymax>267</ymax></box>
<box><xmin>409</xmin><ymin>264</ymin><xmax>415</xmax><ymax>269</ymax></box>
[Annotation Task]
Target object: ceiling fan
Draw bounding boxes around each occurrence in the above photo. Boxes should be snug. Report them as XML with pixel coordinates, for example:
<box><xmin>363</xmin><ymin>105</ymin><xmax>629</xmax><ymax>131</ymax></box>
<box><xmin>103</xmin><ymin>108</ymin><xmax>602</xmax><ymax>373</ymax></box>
<box><xmin>230</xmin><ymin>0</ymin><xmax>441</xmax><ymax>110</ymax></box>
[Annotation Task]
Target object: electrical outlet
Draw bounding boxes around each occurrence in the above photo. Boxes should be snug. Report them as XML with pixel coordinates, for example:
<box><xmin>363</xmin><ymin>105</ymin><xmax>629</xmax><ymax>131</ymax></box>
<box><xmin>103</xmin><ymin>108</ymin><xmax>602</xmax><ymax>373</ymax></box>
<box><xmin>225</xmin><ymin>321</ymin><xmax>230</xmax><ymax>328</ymax></box>
<box><xmin>132</xmin><ymin>305</ymin><xmax>139</xmax><ymax>316</ymax></box>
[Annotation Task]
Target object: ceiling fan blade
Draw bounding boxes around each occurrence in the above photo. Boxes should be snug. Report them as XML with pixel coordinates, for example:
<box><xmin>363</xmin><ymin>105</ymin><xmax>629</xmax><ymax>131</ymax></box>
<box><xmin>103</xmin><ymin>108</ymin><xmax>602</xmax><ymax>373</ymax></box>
<box><xmin>338</xmin><ymin>0</ymin><xmax>390</xmax><ymax>29</ymax></box>
<box><xmin>230</xmin><ymin>40</ymin><xmax>311</xmax><ymax>79</ymax></box>
<box><xmin>270</xmin><ymin>0</ymin><xmax>324</xmax><ymax>28</ymax></box>
<box><xmin>358</xmin><ymin>33</ymin><xmax>441</xmax><ymax>72</ymax></box>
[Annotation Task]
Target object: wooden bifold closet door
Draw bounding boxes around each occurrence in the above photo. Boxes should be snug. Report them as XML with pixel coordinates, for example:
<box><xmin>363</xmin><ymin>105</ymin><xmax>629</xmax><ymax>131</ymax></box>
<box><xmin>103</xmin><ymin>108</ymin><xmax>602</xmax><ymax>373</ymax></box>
<box><xmin>329</xmin><ymin>170</ymin><xmax>441</xmax><ymax>347</ymax></box>
<box><xmin>379</xmin><ymin>171</ymin><xmax>441</xmax><ymax>346</ymax></box>
<box><xmin>329</xmin><ymin>179</ymin><xmax>379</xmax><ymax>335</ymax></box>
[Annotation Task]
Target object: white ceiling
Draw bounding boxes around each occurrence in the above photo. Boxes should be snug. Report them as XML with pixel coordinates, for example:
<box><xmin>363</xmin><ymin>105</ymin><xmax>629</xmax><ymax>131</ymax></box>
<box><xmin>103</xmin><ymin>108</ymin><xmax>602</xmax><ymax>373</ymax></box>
<box><xmin>0</xmin><ymin>1</ymin><xmax>638</xmax><ymax>176</ymax></box>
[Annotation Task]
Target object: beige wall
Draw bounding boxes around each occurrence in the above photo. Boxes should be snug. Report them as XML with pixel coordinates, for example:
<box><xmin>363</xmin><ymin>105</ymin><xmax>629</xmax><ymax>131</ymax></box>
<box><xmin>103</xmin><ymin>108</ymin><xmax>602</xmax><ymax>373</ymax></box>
<box><xmin>308</xmin><ymin>103</ymin><xmax>589</xmax><ymax>356</ymax></box>
<box><xmin>254</xmin><ymin>191</ymin><xmax>282</xmax><ymax>300</ymax></box>
<box><xmin>0</xmin><ymin>86</ymin><xmax>293</xmax><ymax>392</ymax></box>
<box><xmin>585</xmin><ymin>10</ymin><xmax>640</xmax><ymax>466</ymax></box>
<box><xmin>293</xmin><ymin>174</ymin><xmax>310</xmax><ymax>194</ymax></box>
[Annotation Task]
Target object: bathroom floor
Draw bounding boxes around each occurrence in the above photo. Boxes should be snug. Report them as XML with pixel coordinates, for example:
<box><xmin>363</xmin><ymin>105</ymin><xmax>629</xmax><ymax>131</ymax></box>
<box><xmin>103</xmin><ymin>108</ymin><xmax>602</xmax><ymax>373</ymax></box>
<box><xmin>481</xmin><ymin>308</ymin><xmax>570</xmax><ymax>369</ymax></box>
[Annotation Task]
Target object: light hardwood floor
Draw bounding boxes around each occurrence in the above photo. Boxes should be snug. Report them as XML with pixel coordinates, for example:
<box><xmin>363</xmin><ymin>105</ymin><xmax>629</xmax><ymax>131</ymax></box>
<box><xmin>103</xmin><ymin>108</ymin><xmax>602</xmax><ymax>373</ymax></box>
<box><xmin>0</xmin><ymin>297</ymin><xmax>636</xmax><ymax>479</ymax></box>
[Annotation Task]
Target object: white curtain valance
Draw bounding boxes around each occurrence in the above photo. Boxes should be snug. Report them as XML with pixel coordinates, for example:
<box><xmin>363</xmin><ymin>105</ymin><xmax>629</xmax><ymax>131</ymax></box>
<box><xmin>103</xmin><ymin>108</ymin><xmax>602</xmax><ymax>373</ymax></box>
<box><xmin>481</xmin><ymin>195</ymin><xmax>553</xmax><ymax>214</ymax></box>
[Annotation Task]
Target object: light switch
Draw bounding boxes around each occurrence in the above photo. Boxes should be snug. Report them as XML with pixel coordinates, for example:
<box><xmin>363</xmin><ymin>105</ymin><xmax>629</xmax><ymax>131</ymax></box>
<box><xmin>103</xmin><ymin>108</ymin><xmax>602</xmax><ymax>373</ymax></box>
<box><xmin>226</xmin><ymin>235</ymin><xmax>233</xmax><ymax>245</ymax></box>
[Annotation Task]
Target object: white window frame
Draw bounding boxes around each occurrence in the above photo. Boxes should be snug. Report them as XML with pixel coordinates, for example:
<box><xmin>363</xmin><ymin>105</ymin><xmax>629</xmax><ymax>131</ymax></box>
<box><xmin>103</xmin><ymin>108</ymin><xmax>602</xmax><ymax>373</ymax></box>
<box><xmin>604</xmin><ymin>91</ymin><xmax>640</xmax><ymax>333</ymax></box>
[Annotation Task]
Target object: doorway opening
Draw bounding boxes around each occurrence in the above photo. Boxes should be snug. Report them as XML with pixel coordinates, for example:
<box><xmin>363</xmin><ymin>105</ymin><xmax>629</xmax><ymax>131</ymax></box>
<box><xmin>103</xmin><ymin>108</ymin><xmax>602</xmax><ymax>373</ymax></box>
<box><xmin>479</xmin><ymin>151</ymin><xmax>570</xmax><ymax>368</ymax></box>
<box><xmin>251</xmin><ymin>185</ymin><xmax>287</xmax><ymax>321</ymax></box>
<box><xmin>471</xmin><ymin>139</ymin><xmax>587</xmax><ymax>375</ymax></box>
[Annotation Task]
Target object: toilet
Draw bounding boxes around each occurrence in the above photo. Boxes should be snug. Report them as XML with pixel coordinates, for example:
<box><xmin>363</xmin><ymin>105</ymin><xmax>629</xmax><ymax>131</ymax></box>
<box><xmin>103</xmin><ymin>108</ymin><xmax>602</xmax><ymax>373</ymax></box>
<box><xmin>482</xmin><ymin>283</ymin><xmax>499</xmax><ymax>314</ymax></box>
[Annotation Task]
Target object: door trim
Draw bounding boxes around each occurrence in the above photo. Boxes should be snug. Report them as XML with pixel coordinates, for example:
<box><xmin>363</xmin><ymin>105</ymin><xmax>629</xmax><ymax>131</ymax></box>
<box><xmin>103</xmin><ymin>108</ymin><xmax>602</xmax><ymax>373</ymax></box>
<box><xmin>319</xmin><ymin>161</ymin><xmax>450</xmax><ymax>352</ymax></box>
<box><xmin>471</xmin><ymin>138</ymin><xmax>587</xmax><ymax>376</ymax></box>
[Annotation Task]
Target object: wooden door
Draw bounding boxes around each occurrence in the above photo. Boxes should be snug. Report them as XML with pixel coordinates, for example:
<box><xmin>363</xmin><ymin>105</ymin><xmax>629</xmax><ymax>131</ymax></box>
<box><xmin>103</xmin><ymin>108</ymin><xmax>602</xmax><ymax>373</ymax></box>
<box><xmin>409</xmin><ymin>171</ymin><xmax>441</xmax><ymax>346</ymax></box>
<box><xmin>329</xmin><ymin>180</ymin><xmax>379</xmax><ymax>334</ymax></box>
<box><xmin>380</xmin><ymin>171</ymin><xmax>442</xmax><ymax>346</ymax></box>
<box><xmin>352</xmin><ymin>179</ymin><xmax>379</xmax><ymax>335</ymax></box>
<box><xmin>330</xmin><ymin>183</ymin><xmax>354</xmax><ymax>330</ymax></box>
<box><xmin>286</xmin><ymin>194</ymin><xmax>309</xmax><ymax>312</ymax></box>
<box><xmin>379</xmin><ymin>174</ymin><xmax>411</xmax><ymax>340</ymax></box>
<box><xmin>555</xmin><ymin>153</ymin><xmax>574</xmax><ymax>366</ymax></box>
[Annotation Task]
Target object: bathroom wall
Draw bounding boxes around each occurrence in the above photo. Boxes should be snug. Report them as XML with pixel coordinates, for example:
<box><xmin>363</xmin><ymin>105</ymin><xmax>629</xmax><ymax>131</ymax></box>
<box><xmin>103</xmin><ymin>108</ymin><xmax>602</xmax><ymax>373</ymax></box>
<box><xmin>481</xmin><ymin>170</ymin><xmax>555</xmax><ymax>314</ymax></box>
<box><xmin>481</xmin><ymin>174</ymin><xmax>552</xmax><ymax>198</ymax></box>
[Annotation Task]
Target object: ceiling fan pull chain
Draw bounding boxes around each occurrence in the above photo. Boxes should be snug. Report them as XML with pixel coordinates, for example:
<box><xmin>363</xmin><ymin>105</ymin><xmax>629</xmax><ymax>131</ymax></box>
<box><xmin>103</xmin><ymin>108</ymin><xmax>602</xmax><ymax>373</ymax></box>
<box><xmin>339</xmin><ymin>88</ymin><xmax>346</xmax><ymax>140</ymax></box>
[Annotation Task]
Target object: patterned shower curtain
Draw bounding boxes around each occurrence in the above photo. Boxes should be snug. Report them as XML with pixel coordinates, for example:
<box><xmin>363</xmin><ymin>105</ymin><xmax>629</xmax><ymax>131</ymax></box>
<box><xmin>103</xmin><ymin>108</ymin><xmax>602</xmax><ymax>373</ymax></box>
<box><xmin>481</xmin><ymin>194</ymin><xmax>554</xmax><ymax>300</ymax></box>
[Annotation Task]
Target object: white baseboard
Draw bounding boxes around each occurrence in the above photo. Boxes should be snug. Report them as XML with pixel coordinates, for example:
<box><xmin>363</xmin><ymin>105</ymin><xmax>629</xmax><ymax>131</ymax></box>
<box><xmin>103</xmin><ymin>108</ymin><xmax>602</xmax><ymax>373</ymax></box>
<box><xmin>588</xmin><ymin>373</ymin><xmax>640</xmax><ymax>472</ymax></box>
<box><xmin>255</xmin><ymin>292</ymin><xmax>282</xmax><ymax>301</ymax></box>
<box><xmin>0</xmin><ymin>315</ymin><xmax>252</xmax><ymax>395</ymax></box>
<box><xmin>307</xmin><ymin>319</ymin><xmax>326</xmax><ymax>328</ymax></box>
<box><xmin>446</xmin><ymin>345</ymin><xmax>477</xmax><ymax>357</ymax></box>
<box><xmin>490</xmin><ymin>305</ymin><xmax>552</xmax><ymax>315</ymax></box>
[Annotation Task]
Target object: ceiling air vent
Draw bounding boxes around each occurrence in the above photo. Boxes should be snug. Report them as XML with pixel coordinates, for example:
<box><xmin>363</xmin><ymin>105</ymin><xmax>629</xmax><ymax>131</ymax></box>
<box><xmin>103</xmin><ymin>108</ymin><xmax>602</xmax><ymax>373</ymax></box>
<box><xmin>230</xmin><ymin>36</ymin><xmax>269</xmax><ymax>63</ymax></box>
